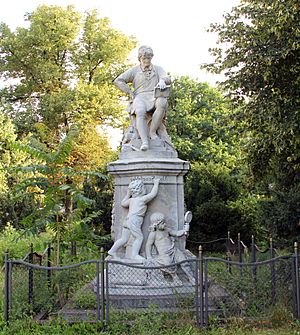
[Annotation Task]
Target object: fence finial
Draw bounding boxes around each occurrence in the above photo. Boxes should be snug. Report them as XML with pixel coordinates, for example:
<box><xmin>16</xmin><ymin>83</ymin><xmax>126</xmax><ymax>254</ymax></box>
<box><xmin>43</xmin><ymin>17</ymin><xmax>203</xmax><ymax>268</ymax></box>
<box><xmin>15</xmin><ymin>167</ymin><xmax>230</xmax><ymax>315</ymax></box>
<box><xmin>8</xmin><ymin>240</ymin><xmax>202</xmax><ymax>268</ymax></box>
<box><xmin>294</xmin><ymin>241</ymin><xmax>298</xmax><ymax>253</ymax></box>
<box><xmin>269</xmin><ymin>237</ymin><xmax>273</xmax><ymax>247</ymax></box>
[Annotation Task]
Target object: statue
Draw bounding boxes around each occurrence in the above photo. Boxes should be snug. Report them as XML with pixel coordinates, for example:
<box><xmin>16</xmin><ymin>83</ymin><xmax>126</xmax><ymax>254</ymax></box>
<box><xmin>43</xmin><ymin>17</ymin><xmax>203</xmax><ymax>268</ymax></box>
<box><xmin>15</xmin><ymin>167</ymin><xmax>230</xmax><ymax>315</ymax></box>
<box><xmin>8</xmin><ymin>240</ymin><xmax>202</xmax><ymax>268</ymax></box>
<box><xmin>108</xmin><ymin>178</ymin><xmax>160</xmax><ymax>261</ymax></box>
<box><xmin>145</xmin><ymin>212</ymin><xmax>195</xmax><ymax>284</ymax></box>
<box><xmin>114</xmin><ymin>45</ymin><xmax>171</xmax><ymax>151</ymax></box>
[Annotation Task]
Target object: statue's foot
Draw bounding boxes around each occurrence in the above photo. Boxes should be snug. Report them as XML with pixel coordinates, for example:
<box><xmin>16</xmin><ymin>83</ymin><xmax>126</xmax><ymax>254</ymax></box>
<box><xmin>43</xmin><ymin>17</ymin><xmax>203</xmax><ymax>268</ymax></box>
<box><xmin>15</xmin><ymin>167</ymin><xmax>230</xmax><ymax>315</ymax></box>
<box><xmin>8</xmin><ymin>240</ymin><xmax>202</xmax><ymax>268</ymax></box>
<box><xmin>107</xmin><ymin>251</ymin><xmax>119</xmax><ymax>260</ymax></box>
<box><xmin>140</xmin><ymin>142</ymin><xmax>149</xmax><ymax>151</ymax></box>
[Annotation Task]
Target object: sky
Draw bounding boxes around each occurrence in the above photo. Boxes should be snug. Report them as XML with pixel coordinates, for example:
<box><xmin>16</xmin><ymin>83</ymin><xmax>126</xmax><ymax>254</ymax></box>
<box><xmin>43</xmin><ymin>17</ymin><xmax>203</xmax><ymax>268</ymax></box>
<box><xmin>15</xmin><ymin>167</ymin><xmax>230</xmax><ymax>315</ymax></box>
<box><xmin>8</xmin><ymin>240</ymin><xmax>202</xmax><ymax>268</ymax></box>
<box><xmin>0</xmin><ymin>0</ymin><xmax>240</xmax><ymax>85</ymax></box>
<box><xmin>0</xmin><ymin>0</ymin><xmax>240</xmax><ymax>148</ymax></box>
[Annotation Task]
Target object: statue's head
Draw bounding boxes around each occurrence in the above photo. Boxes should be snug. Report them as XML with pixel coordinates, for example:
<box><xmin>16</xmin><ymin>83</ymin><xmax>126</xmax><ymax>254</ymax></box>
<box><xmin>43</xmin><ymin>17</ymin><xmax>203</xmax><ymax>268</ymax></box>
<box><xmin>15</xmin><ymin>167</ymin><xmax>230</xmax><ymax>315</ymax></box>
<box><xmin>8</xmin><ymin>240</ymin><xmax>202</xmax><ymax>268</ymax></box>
<box><xmin>138</xmin><ymin>45</ymin><xmax>154</xmax><ymax>62</ymax></box>
<box><xmin>150</xmin><ymin>212</ymin><xmax>166</xmax><ymax>230</ymax></box>
<box><xmin>128</xmin><ymin>179</ymin><xmax>146</xmax><ymax>196</ymax></box>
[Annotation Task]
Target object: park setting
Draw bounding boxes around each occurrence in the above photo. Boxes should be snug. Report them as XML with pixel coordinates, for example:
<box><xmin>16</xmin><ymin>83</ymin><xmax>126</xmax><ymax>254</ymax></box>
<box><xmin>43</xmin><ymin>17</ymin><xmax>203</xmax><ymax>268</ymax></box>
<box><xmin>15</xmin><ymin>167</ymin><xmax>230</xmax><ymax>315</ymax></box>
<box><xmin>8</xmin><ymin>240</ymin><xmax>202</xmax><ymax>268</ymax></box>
<box><xmin>0</xmin><ymin>0</ymin><xmax>299</xmax><ymax>334</ymax></box>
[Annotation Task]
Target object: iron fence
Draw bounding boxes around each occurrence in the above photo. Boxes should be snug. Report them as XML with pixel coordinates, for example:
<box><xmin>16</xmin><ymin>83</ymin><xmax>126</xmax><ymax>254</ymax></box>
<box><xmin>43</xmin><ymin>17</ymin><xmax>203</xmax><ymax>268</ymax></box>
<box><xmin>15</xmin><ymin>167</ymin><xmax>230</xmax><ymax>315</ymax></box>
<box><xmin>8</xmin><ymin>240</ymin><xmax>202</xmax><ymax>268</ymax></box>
<box><xmin>3</xmin><ymin>243</ymin><xmax>300</xmax><ymax>328</ymax></box>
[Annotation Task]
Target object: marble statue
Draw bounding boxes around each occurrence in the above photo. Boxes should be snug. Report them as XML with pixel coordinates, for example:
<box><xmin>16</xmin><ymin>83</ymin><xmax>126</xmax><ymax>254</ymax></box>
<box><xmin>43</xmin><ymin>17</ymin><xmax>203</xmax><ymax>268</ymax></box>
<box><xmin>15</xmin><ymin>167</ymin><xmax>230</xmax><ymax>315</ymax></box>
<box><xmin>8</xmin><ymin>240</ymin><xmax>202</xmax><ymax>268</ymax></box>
<box><xmin>145</xmin><ymin>212</ymin><xmax>195</xmax><ymax>284</ymax></box>
<box><xmin>114</xmin><ymin>45</ymin><xmax>171</xmax><ymax>151</ymax></box>
<box><xmin>108</xmin><ymin>178</ymin><xmax>160</xmax><ymax>261</ymax></box>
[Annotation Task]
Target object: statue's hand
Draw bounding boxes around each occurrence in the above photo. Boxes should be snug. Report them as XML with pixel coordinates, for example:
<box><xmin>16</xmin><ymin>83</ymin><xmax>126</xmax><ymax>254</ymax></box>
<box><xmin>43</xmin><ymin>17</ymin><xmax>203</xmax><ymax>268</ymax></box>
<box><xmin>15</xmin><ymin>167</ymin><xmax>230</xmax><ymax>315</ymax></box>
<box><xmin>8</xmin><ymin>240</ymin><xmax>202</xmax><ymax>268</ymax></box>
<box><xmin>153</xmin><ymin>177</ymin><xmax>160</xmax><ymax>185</ymax></box>
<box><xmin>157</xmin><ymin>79</ymin><xmax>166</xmax><ymax>90</ymax></box>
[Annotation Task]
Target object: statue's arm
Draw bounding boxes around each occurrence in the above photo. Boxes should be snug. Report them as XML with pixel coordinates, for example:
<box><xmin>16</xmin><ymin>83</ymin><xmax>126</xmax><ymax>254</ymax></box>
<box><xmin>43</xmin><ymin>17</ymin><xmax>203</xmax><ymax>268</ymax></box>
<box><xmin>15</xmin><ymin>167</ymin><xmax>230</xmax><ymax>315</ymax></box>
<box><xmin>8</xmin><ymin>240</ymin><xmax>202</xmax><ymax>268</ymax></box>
<box><xmin>114</xmin><ymin>68</ymin><xmax>135</xmax><ymax>100</ymax></box>
<box><xmin>169</xmin><ymin>229</ymin><xmax>185</xmax><ymax>238</ymax></box>
<box><xmin>143</xmin><ymin>178</ymin><xmax>160</xmax><ymax>203</ymax></box>
<box><xmin>145</xmin><ymin>232</ymin><xmax>156</xmax><ymax>259</ymax></box>
<box><xmin>121</xmin><ymin>190</ymin><xmax>131</xmax><ymax>208</ymax></box>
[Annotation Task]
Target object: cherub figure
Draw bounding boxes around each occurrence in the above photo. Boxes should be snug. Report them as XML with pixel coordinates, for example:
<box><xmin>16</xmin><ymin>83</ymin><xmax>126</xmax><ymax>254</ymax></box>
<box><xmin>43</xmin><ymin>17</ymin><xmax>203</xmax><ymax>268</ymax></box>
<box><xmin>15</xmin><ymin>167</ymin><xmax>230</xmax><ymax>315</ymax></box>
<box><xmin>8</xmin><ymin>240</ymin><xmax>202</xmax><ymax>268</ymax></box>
<box><xmin>108</xmin><ymin>178</ymin><xmax>160</xmax><ymax>261</ymax></box>
<box><xmin>145</xmin><ymin>212</ymin><xmax>195</xmax><ymax>284</ymax></box>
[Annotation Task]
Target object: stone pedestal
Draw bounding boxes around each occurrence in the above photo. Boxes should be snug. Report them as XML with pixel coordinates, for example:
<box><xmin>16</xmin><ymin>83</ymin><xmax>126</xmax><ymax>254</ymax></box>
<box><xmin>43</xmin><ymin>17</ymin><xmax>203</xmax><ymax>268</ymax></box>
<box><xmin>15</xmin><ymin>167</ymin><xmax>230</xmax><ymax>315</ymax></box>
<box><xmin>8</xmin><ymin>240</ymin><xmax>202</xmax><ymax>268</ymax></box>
<box><xmin>107</xmin><ymin>139</ymin><xmax>190</xmax><ymax>259</ymax></box>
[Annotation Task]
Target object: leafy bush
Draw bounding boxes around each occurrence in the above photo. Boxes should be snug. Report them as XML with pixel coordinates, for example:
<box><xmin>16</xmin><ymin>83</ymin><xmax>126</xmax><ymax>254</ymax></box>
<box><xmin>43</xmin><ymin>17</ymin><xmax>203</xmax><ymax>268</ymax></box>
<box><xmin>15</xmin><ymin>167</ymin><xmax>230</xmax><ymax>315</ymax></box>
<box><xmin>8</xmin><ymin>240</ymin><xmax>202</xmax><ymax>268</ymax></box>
<box><xmin>185</xmin><ymin>162</ymin><xmax>259</xmax><ymax>250</ymax></box>
<box><xmin>0</xmin><ymin>224</ymin><xmax>52</xmax><ymax>265</ymax></box>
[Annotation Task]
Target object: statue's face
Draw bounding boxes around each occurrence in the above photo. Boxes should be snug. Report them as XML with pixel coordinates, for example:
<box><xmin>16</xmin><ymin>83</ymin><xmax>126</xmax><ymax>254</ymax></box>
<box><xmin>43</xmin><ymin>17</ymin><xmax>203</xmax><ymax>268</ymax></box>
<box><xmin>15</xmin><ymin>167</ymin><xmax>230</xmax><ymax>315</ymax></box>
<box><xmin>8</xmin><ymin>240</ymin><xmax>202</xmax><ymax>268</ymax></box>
<box><xmin>131</xmin><ymin>183</ymin><xmax>146</xmax><ymax>197</ymax></box>
<box><xmin>158</xmin><ymin>221</ymin><xmax>166</xmax><ymax>230</ymax></box>
<box><xmin>140</xmin><ymin>54</ymin><xmax>152</xmax><ymax>69</ymax></box>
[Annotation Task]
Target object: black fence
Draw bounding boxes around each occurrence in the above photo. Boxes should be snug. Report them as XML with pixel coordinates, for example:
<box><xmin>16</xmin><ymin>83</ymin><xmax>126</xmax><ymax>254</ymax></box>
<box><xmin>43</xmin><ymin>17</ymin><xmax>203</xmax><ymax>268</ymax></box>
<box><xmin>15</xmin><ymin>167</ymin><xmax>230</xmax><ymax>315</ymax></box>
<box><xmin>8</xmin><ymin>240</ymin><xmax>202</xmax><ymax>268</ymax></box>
<box><xmin>3</xmin><ymin>242</ymin><xmax>300</xmax><ymax>328</ymax></box>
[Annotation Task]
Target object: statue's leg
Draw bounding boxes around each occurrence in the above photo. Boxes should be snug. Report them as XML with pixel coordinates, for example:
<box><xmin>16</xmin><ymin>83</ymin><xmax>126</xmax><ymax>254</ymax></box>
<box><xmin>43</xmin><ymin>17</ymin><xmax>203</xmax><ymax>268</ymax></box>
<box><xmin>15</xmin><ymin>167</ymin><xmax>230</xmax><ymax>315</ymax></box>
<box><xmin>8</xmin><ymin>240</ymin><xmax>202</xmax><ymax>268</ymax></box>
<box><xmin>108</xmin><ymin>227</ymin><xmax>131</xmax><ymax>258</ymax></box>
<box><xmin>130</xmin><ymin>226</ymin><xmax>145</xmax><ymax>260</ymax></box>
<box><xmin>135</xmin><ymin>106</ymin><xmax>149</xmax><ymax>151</ymax></box>
<box><xmin>150</xmin><ymin>97</ymin><xmax>167</xmax><ymax>139</ymax></box>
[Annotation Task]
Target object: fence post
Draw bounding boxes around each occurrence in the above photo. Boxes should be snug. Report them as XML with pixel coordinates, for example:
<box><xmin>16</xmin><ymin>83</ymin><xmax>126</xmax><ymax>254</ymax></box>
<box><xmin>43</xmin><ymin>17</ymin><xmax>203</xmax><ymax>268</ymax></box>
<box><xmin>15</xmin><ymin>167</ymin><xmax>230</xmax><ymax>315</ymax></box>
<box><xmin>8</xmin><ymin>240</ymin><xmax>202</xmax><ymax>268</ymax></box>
<box><xmin>28</xmin><ymin>243</ymin><xmax>33</xmax><ymax>308</ymax></box>
<box><xmin>204</xmin><ymin>258</ymin><xmax>209</xmax><ymax>328</ymax></box>
<box><xmin>195</xmin><ymin>246</ymin><xmax>199</xmax><ymax>327</ymax></box>
<box><xmin>4</xmin><ymin>250</ymin><xmax>9</xmax><ymax>322</ymax></box>
<box><xmin>226</xmin><ymin>231</ymin><xmax>230</xmax><ymax>254</ymax></box>
<box><xmin>251</xmin><ymin>235</ymin><xmax>257</xmax><ymax>283</ymax></box>
<box><xmin>47</xmin><ymin>242</ymin><xmax>52</xmax><ymax>288</ymax></box>
<box><xmin>238</xmin><ymin>233</ymin><xmax>242</xmax><ymax>263</ymax></box>
<box><xmin>199</xmin><ymin>245</ymin><xmax>204</xmax><ymax>327</ymax></box>
<box><xmin>269</xmin><ymin>238</ymin><xmax>276</xmax><ymax>303</ymax></box>
<box><xmin>226</xmin><ymin>232</ymin><xmax>232</xmax><ymax>273</ymax></box>
<box><xmin>100</xmin><ymin>247</ymin><xmax>105</xmax><ymax>326</ymax></box>
<box><xmin>238</xmin><ymin>233</ymin><xmax>243</xmax><ymax>276</ymax></box>
<box><xmin>269</xmin><ymin>237</ymin><xmax>274</xmax><ymax>259</ymax></box>
<box><xmin>294</xmin><ymin>242</ymin><xmax>300</xmax><ymax>319</ymax></box>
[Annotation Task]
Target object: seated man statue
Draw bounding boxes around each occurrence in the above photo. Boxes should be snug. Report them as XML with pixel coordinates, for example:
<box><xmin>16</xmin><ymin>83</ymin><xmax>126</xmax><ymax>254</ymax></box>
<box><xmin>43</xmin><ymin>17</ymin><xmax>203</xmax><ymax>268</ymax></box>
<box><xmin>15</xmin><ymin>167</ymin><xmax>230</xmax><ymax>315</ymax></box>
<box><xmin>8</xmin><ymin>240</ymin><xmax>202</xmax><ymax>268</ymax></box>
<box><xmin>108</xmin><ymin>178</ymin><xmax>160</xmax><ymax>261</ymax></box>
<box><xmin>114</xmin><ymin>45</ymin><xmax>171</xmax><ymax>151</ymax></box>
<box><xmin>145</xmin><ymin>212</ymin><xmax>195</xmax><ymax>284</ymax></box>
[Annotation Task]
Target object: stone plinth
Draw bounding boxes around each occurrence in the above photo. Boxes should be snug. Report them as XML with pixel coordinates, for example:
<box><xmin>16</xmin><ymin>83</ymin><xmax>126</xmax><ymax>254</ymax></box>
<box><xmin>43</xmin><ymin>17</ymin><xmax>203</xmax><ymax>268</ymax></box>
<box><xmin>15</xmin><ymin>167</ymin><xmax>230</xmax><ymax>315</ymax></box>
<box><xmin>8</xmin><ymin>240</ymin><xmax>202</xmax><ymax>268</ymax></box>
<box><xmin>108</xmin><ymin>140</ymin><xmax>189</xmax><ymax>259</ymax></box>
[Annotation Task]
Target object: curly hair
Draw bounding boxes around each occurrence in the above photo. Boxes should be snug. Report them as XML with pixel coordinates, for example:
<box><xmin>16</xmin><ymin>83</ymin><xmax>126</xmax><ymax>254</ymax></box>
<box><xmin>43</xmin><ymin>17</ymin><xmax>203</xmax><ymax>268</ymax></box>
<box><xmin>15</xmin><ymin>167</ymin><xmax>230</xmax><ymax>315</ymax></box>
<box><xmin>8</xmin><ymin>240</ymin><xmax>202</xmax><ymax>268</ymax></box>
<box><xmin>138</xmin><ymin>45</ymin><xmax>154</xmax><ymax>61</ymax></box>
<box><xmin>128</xmin><ymin>179</ymin><xmax>145</xmax><ymax>194</ymax></box>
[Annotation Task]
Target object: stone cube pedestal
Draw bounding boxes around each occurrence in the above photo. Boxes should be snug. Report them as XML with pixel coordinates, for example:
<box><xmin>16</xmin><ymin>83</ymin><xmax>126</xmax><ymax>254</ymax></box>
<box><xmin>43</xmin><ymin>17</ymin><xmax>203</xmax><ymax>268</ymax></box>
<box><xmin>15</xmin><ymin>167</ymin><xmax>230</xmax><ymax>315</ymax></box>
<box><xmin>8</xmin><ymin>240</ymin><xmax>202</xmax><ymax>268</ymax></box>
<box><xmin>108</xmin><ymin>140</ymin><xmax>189</xmax><ymax>259</ymax></box>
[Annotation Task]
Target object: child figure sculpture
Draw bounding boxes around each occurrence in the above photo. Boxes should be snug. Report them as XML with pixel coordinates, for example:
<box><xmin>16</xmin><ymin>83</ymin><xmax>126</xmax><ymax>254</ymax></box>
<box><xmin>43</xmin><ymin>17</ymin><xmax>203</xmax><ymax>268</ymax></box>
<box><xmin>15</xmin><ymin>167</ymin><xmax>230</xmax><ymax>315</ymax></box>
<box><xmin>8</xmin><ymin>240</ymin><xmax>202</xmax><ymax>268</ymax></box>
<box><xmin>145</xmin><ymin>212</ymin><xmax>195</xmax><ymax>284</ymax></box>
<box><xmin>108</xmin><ymin>178</ymin><xmax>160</xmax><ymax>261</ymax></box>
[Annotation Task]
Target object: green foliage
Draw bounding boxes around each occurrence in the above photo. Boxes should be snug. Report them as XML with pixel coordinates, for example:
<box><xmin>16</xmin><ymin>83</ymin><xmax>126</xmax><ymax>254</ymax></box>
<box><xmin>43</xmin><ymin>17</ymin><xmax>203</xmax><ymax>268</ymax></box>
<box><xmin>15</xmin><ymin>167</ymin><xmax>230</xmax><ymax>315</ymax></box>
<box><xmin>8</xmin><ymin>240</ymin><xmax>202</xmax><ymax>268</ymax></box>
<box><xmin>168</xmin><ymin>76</ymin><xmax>240</xmax><ymax>168</ymax></box>
<box><xmin>186</xmin><ymin>162</ymin><xmax>259</xmax><ymax>246</ymax></box>
<box><xmin>0</xmin><ymin>5</ymin><xmax>136</xmax><ymax>132</ymax></box>
<box><xmin>82</xmin><ymin>171</ymin><xmax>114</xmax><ymax>240</ymax></box>
<box><xmin>205</xmin><ymin>0</ymin><xmax>300</xmax><ymax>242</ymax></box>
<box><xmin>11</xmin><ymin>125</ymin><xmax>106</xmax><ymax>264</ymax></box>
<box><xmin>0</xmin><ymin>223</ymin><xmax>52</xmax><ymax>265</ymax></box>
<box><xmin>0</xmin><ymin>109</ymin><xmax>39</xmax><ymax>229</ymax></box>
<box><xmin>258</xmin><ymin>185</ymin><xmax>300</xmax><ymax>244</ymax></box>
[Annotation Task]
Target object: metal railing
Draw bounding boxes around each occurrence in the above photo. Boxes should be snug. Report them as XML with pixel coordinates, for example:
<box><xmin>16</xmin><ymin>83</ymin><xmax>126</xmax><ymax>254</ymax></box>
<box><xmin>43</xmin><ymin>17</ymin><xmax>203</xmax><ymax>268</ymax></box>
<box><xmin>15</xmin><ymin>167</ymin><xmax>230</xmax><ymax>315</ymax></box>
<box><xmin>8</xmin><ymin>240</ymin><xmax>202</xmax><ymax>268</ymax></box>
<box><xmin>3</xmin><ymin>243</ymin><xmax>300</xmax><ymax>328</ymax></box>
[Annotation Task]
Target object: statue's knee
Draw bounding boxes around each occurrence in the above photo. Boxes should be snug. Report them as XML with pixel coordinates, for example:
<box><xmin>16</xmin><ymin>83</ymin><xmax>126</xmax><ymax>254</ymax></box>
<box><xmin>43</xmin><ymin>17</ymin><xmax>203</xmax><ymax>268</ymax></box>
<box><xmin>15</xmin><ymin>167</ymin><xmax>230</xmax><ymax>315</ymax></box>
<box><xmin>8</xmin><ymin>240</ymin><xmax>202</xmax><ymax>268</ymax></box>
<box><xmin>155</xmin><ymin>97</ymin><xmax>168</xmax><ymax>110</ymax></box>
<box><xmin>135</xmin><ymin>109</ymin><xmax>147</xmax><ymax>119</ymax></box>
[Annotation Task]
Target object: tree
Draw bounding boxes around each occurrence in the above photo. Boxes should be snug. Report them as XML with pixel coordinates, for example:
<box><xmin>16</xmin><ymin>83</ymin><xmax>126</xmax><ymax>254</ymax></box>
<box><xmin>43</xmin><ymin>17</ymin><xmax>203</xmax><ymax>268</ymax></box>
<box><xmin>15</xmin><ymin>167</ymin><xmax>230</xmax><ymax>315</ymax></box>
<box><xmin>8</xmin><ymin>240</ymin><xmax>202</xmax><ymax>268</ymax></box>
<box><xmin>206</xmin><ymin>0</ymin><xmax>300</xmax><ymax>184</ymax></box>
<box><xmin>168</xmin><ymin>76</ymin><xmax>241</xmax><ymax>168</ymax></box>
<box><xmin>0</xmin><ymin>5</ymin><xmax>136</xmax><ymax>132</ymax></box>
<box><xmin>0</xmin><ymin>108</ymin><xmax>37</xmax><ymax>229</ymax></box>
<box><xmin>185</xmin><ymin>162</ymin><xmax>259</xmax><ymax>250</ymax></box>
<box><xmin>166</xmin><ymin>76</ymin><xmax>259</xmax><ymax>244</ymax></box>
<box><xmin>0</xmin><ymin>6</ymin><xmax>135</xmax><ymax>240</ymax></box>
<box><xmin>12</xmin><ymin>125</ymin><xmax>106</xmax><ymax>264</ymax></box>
<box><xmin>206</xmin><ymin>0</ymin><xmax>300</xmax><ymax>242</ymax></box>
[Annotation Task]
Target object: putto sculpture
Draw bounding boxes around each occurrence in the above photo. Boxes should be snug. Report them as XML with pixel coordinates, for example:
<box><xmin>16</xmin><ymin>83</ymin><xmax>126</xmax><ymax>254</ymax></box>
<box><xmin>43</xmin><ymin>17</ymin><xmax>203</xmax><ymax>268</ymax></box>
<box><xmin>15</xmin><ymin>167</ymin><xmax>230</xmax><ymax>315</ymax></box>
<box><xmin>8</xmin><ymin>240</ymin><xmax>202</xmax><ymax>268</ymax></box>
<box><xmin>108</xmin><ymin>178</ymin><xmax>160</xmax><ymax>261</ymax></box>
<box><xmin>145</xmin><ymin>212</ymin><xmax>195</xmax><ymax>284</ymax></box>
